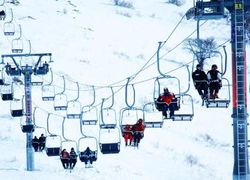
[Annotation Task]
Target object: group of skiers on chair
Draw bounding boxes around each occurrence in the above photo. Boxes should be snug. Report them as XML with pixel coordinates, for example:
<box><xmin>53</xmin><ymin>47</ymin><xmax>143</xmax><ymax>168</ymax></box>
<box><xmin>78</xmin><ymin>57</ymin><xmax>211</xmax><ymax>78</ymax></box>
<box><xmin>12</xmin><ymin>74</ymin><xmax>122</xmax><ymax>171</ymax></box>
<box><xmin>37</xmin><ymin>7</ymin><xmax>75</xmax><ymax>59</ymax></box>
<box><xmin>32</xmin><ymin>134</ymin><xmax>46</xmax><ymax>152</ymax></box>
<box><xmin>60</xmin><ymin>146</ymin><xmax>96</xmax><ymax>169</ymax></box>
<box><xmin>122</xmin><ymin>118</ymin><xmax>145</xmax><ymax>147</ymax></box>
<box><xmin>192</xmin><ymin>64</ymin><xmax>222</xmax><ymax>100</ymax></box>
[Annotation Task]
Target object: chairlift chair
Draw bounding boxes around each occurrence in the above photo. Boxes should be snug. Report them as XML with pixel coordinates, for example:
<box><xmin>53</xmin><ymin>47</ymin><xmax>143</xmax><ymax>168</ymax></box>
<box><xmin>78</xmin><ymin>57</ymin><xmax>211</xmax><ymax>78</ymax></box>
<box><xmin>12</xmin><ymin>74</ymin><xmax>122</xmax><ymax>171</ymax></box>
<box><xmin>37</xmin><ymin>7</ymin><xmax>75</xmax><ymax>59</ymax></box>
<box><xmin>99</xmin><ymin>127</ymin><xmax>121</xmax><ymax>154</ymax></box>
<box><xmin>67</xmin><ymin>100</ymin><xmax>81</xmax><ymax>119</ymax></box>
<box><xmin>81</xmin><ymin>105</ymin><xmax>98</xmax><ymax>125</ymax></box>
<box><xmin>31</xmin><ymin>75</ymin><xmax>43</xmax><ymax>86</ymax></box>
<box><xmin>11</xmin><ymin>24</ymin><xmax>24</xmax><ymax>53</ymax></box>
<box><xmin>194</xmin><ymin>0</ymin><xmax>226</xmax><ymax>20</ymax></box>
<box><xmin>42</xmin><ymin>84</ymin><xmax>55</xmax><ymax>101</ymax></box>
<box><xmin>119</xmin><ymin>107</ymin><xmax>144</xmax><ymax>131</ymax></box>
<box><xmin>45</xmin><ymin>113</ymin><xmax>62</xmax><ymax>156</ymax></box>
<box><xmin>78</xmin><ymin>136</ymin><xmax>98</xmax><ymax>164</ymax></box>
<box><xmin>143</xmin><ymin>102</ymin><xmax>164</xmax><ymax>128</ymax></box>
<box><xmin>54</xmin><ymin>76</ymin><xmax>68</xmax><ymax>111</ymax></box>
<box><xmin>46</xmin><ymin>134</ymin><xmax>62</xmax><ymax>156</ymax></box>
<box><xmin>34</xmin><ymin>62</ymin><xmax>49</xmax><ymax>75</ymax></box>
<box><xmin>100</xmin><ymin>107</ymin><xmax>117</xmax><ymax>129</ymax></box>
<box><xmin>10</xmin><ymin>97</ymin><xmax>24</xmax><ymax>117</ymax></box>
<box><xmin>42</xmin><ymin>68</ymin><xmax>55</xmax><ymax>101</ymax></box>
<box><xmin>171</xmin><ymin>94</ymin><xmax>194</xmax><ymax>121</ymax></box>
<box><xmin>3</xmin><ymin>8</ymin><xmax>15</xmax><ymax>36</ymax></box>
<box><xmin>205</xmin><ymin>77</ymin><xmax>231</xmax><ymax>108</ymax></box>
<box><xmin>1</xmin><ymin>83</ymin><xmax>13</xmax><ymax>101</ymax></box>
<box><xmin>66</xmin><ymin>82</ymin><xmax>81</xmax><ymax>119</ymax></box>
<box><xmin>54</xmin><ymin>93</ymin><xmax>68</xmax><ymax>111</ymax></box>
<box><xmin>20</xmin><ymin>117</ymin><xmax>34</xmax><ymax>133</ymax></box>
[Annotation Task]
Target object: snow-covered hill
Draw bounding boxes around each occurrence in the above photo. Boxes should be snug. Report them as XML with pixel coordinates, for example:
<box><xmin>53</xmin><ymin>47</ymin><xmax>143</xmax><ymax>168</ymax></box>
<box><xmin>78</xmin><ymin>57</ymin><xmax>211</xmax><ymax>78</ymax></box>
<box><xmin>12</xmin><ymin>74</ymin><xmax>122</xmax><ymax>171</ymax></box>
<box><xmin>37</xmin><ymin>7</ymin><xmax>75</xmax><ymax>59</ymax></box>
<box><xmin>0</xmin><ymin>0</ymin><xmax>242</xmax><ymax>180</ymax></box>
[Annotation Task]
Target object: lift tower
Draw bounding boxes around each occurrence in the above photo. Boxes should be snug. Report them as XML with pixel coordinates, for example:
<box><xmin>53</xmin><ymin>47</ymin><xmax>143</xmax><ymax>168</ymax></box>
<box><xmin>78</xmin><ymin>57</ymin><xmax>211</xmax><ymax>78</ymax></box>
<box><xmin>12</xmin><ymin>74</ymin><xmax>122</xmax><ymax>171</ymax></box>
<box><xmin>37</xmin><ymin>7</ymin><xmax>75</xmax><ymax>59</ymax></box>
<box><xmin>2</xmin><ymin>53</ymin><xmax>52</xmax><ymax>171</ymax></box>
<box><xmin>191</xmin><ymin>0</ymin><xmax>250</xmax><ymax>179</ymax></box>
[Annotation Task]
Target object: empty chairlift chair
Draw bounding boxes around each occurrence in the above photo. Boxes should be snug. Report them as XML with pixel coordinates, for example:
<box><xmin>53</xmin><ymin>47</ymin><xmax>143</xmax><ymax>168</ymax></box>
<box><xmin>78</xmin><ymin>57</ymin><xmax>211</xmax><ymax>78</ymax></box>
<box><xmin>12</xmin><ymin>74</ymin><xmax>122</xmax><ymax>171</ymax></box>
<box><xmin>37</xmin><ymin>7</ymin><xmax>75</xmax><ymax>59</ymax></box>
<box><xmin>99</xmin><ymin>127</ymin><xmax>121</xmax><ymax>154</ymax></box>
<box><xmin>11</xmin><ymin>24</ymin><xmax>23</xmax><ymax>53</ymax></box>
<box><xmin>143</xmin><ymin>102</ymin><xmax>164</xmax><ymax>128</ymax></box>
<box><xmin>3</xmin><ymin>9</ymin><xmax>15</xmax><ymax>36</ymax></box>
<box><xmin>42</xmin><ymin>68</ymin><xmax>55</xmax><ymax>101</ymax></box>
<box><xmin>54</xmin><ymin>76</ymin><xmax>68</xmax><ymax>111</ymax></box>
<box><xmin>20</xmin><ymin>117</ymin><xmax>34</xmax><ymax>133</ymax></box>
<box><xmin>10</xmin><ymin>96</ymin><xmax>24</xmax><ymax>117</ymax></box>
<box><xmin>66</xmin><ymin>82</ymin><xmax>81</xmax><ymax>119</ymax></box>
<box><xmin>1</xmin><ymin>83</ymin><xmax>13</xmax><ymax>101</ymax></box>
<box><xmin>45</xmin><ymin>114</ymin><xmax>62</xmax><ymax>156</ymax></box>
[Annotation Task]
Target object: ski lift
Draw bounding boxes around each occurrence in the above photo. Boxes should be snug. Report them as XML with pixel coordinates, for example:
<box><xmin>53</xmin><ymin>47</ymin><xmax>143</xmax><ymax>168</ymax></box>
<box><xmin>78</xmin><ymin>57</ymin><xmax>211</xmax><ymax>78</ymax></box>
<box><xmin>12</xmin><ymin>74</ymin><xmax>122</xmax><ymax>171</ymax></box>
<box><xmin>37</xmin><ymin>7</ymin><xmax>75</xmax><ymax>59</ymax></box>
<box><xmin>11</xmin><ymin>24</ymin><xmax>23</xmax><ymax>53</ymax></box>
<box><xmin>194</xmin><ymin>0</ymin><xmax>226</xmax><ymax>20</ymax></box>
<box><xmin>143</xmin><ymin>102</ymin><xmax>163</xmax><ymax>128</ymax></box>
<box><xmin>10</xmin><ymin>96</ymin><xmax>24</xmax><ymax>117</ymax></box>
<box><xmin>153</xmin><ymin>76</ymin><xmax>181</xmax><ymax>120</ymax></box>
<box><xmin>78</xmin><ymin>136</ymin><xmax>98</xmax><ymax>165</ymax></box>
<box><xmin>32</xmin><ymin>107</ymin><xmax>47</xmax><ymax>152</ymax></box>
<box><xmin>81</xmin><ymin>86</ymin><xmax>98</xmax><ymax>125</ymax></box>
<box><xmin>1</xmin><ymin>82</ymin><xmax>13</xmax><ymax>101</ymax></box>
<box><xmin>205</xmin><ymin>77</ymin><xmax>230</xmax><ymax>108</ymax></box>
<box><xmin>34</xmin><ymin>61</ymin><xmax>50</xmax><ymax>75</ymax></box>
<box><xmin>3</xmin><ymin>8</ymin><xmax>14</xmax><ymax>36</ymax></box>
<box><xmin>0</xmin><ymin>0</ymin><xmax>6</xmax><ymax>20</ymax></box>
<box><xmin>20</xmin><ymin>117</ymin><xmax>34</xmax><ymax>133</ymax></box>
<box><xmin>45</xmin><ymin>114</ymin><xmax>62</xmax><ymax>156</ymax></box>
<box><xmin>54</xmin><ymin>76</ymin><xmax>68</xmax><ymax>111</ymax></box>
<box><xmin>155</xmin><ymin>43</ymin><xmax>194</xmax><ymax>121</ymax></box>
<box><xmin>61</xmin><ymin>117</ymin><xmax>78</xmax><ymax>153</ymax></box>
<box><xmin>66</xmin><ymin>82</ymin><xmax>81</xmax><ymax>119</ymax></box>
<box><xmin>171</xmin><ymin>94</ymin><xmax>194</xmax><ymax>121</ymax></box>
<box><xmin>120</xmin><ymin>78</ymin><xmax>144</xmax><ymax>131</ymax></box>
<box><xmin>31</xmin><ymin>75</ymin><xmax>43</xmax><ymax>86</ymax></box>
<box><xmin>42</xmin><ymin>68</ymin><xmax>55</xmax><ymax>101</ymax></box>
<box><xmin>99</xmin><ymin>127</ymin><xmax>121</xmax><ymax>154</ymax></box>
<box><xmin>5</xmin><ymin>63</ymin><xmax>21</xmax><ymax>76</ymax></box>
<box><xmin>99</xmin><ymin>98</ymin><xmax>121</xmax><ymax>154</ymax></box>
<box><xmin>78</xmin><ymin>121</ymin><xmax>98</xmax><ymax>164</ymax></box>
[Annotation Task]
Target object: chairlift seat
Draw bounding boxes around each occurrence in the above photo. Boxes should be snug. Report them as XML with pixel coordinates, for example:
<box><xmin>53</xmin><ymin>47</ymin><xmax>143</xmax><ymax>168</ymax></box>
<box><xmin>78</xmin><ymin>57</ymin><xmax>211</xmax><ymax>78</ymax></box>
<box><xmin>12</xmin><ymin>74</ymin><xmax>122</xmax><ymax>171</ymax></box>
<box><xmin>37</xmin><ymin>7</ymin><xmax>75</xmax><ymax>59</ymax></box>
<box><xmin>100</xmin><ymin>143</ymin><xmax>120</xmax><ymax>154</ymax></box>
<box><xmin>54</xmin><ymin>106</ymin><xmax>67</xmax><ymax>111</ymax></box>
<box><xmin>4</xmin><ymin>31</ymin><xmax>15</xmax><ymax>36</ymax></box>
<box><xmin>11</xmin><ymin>109</ymin><xmax>23</xmax><ymax>117</ymax></box>
<box><xmin>1</xmin><ymin>93</ymin><xmax>13</xmax><ymax>101</ymax></box>
<box><xmin>31</xmin><ymin>81</ymin><xmax>43</xmax><ymax>86</ymax></box>
<box><xmin>0</xmin><ymin>79</ymin><xmax>4</xmax><ymax>85</ymax></box>
<box><xmin>67</xmin><ymin>114</ymin><xmax>81</xmax><ymax>119</ymax></box>
<box><xmin>34</xmin><ymin>67</ymin><xmax>48</xmax><ymax>75</ymax></box>
<box><xmin>205</xmin><ymin>99</ymin><xmax>230</xmax><ymax>108</ymax></box>
<box><xmin>144</xmin><ymin>121</ymin><xmax>163</xmax><ymax>128</ymax></box>
<box><xmin>171</xmin><ymin>114</ymin><xmax>193</xmax><ymax>121</ymax></box>
<box><xmin>12</xmin><ymin>49</ymin><xmax>23</xmax><ymax>53</ymax></box>
<box><xmin>46</xmin><ymin>147</ymin><xmax>61</xmax><ymax>156</ymax></box>
<box><xmin>82</xmin><ymin>119</ymin><xmax>98</xmax><ymax>125</ymax></box>
<box><xmin>8</xmin><ymin>68</ymin><xmax>21</xmax><ymax>76</ymax></box>
<box><xmin>42</xmin><ymin>96</ymin><xmax>55</xmax><ymax>101</ymax></box>
<box><xmin>100</xmin><ymin>124</ymin><xmax>116</xmax><ymax>129</ymax></box>
<box><xmin>22</xmin><ymin>124</ymin><xmax>34</xmax><ymax>133</ymax></box>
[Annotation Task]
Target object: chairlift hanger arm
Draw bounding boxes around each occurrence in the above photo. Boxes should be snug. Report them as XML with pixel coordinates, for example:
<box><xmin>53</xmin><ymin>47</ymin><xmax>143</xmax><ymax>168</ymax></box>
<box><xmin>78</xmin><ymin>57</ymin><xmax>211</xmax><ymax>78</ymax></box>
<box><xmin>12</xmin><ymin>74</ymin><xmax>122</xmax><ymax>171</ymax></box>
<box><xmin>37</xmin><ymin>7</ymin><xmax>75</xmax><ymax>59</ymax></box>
<box><xmin>125</xmin><ymin>77</ymin><xmax>135</xmax><ymax>108</ymax></box>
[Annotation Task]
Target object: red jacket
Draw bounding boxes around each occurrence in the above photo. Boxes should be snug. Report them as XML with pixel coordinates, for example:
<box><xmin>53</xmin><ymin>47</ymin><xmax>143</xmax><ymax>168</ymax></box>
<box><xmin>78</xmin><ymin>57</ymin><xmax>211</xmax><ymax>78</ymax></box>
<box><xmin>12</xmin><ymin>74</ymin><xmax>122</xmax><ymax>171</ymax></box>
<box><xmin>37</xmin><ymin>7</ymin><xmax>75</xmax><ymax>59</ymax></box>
<box><xmin>159</xmin><ymin>93</ymin><xmax>175</xmax><ymax>105</ymax></box>
<box><xmin>132</xmin><ymin>121</ymin><xmax>145</xmax><ymax>132</ymax></box>
<box><xmin>61</xmin><ymin>151</ymin><xmax>70</xmax><ymax>159</ymax></box>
